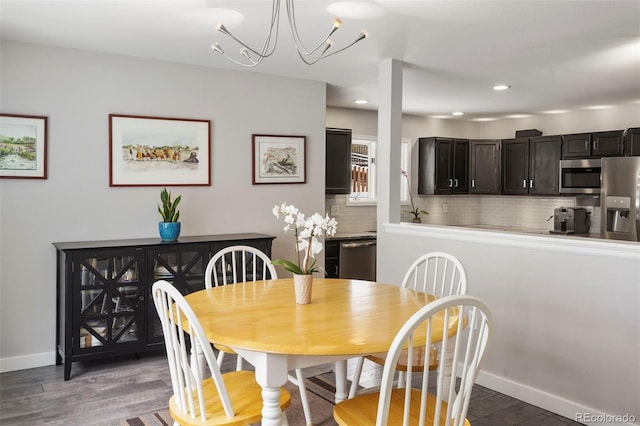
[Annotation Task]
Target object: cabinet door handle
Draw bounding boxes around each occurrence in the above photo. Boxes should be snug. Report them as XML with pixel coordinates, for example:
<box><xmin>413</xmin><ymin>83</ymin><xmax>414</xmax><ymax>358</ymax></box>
<box><xmin>449</xmin><ymin>179</ymin><xmax>453</xmax><ymax>188</ymax></box>
<box><xmin>530</xmin><ymin>179</ymin><xmax>534</xmax><ymax>188</ymax></box>
<box><xmin>523</xmin><ymin>180</ymin><xmax>527</xmax><ymax>188</ymax></box>
<box><xmin>594</xmin><ymin>140</ymin><xmax>598</xmax><ymax>151</ymax></box>
<box><xmin>585</xmin><ymin>141</ymin><xmax>589</xmax><ymax>150</ymax></box>
<box><xmin>454</xmin><ymin>179</ymin><xmax>459</xmax><ymax>187</ymax></box>
<box><xmin>472</xmin><ymin>179</ymin><xmax>475</xmax><ymax>188</ymax></box>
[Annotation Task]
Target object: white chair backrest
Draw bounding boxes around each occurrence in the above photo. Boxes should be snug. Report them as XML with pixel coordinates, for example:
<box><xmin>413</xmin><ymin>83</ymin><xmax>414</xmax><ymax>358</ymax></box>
<box><xmin>402</xmin><ymin>252</ymin><xmax>468</xmax><ymax>297</ymax></box>
<box><xmin>205</xmin><ymin>245</ymin><xmax>277</xmax><ymax>288</ymax></box>
<box><xmin>376</xmin><ymin>294</ymin><xmax>493</xmax><ymax>426</ymax></box>
<box><xmin>152</xmin><ymin>280</ymin><xmax>234</xmax><ymax>421</ymax></box>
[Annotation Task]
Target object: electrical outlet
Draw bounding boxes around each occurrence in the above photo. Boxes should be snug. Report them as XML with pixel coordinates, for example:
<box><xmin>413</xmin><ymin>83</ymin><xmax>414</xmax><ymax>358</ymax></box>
<box><xmin>331</xmin><ymin>205</ymin><xmax>339</xmax><ymax>216</ymax></box>
<box><xmin>442</xmin><ymin>203</ymin><xmax>448</xmax><ymax>213</ymax></box>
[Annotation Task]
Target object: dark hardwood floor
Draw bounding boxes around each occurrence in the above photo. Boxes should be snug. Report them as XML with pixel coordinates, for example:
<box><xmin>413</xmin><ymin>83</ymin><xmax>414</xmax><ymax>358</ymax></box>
<box><xmin>0</xmin><ymin>351</ymin><xmax>584</xmax><ymax>425</ymax></box>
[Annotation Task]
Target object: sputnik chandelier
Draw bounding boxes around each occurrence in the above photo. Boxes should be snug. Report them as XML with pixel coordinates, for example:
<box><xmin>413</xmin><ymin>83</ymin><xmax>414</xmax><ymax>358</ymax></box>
<box><xmin>211</xmin><ymin>0</ymin><xmax>368</xmax><ymax>67</ymax></box>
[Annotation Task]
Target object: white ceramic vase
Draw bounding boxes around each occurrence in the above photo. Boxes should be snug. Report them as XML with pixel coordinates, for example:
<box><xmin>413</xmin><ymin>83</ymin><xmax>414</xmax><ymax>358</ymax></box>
<box><xmin>293</xmin><ymin>274</ymin><xmax>313</xmax><ymax>304</ymax></box>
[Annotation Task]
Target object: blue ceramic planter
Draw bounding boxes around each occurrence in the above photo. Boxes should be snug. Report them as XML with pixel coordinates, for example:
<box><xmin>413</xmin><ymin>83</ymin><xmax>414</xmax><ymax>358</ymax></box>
<box><xmin>159</xmin><ymin>222</ymin><xmax>181</xmax><ymax>242</ymax></box>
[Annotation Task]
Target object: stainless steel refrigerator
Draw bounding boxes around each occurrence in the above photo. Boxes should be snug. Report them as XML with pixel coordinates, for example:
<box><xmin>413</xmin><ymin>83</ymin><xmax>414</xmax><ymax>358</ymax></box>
<box><xmin>601</xmin><ymin>157</ymin><xmax>640</xmax><ymax>241</ymax></box>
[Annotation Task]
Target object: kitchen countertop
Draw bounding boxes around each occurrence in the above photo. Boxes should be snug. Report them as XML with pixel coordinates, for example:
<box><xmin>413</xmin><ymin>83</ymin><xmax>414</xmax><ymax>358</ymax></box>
<box><xmin>449</xmin><ymin>224</ymin><xmax>595</xmax><ymax>237</ymax></box>
<box><xmin>327</xmin><ymin>231</ymin><xmax>377</xmax><ymax>241</ymax></box>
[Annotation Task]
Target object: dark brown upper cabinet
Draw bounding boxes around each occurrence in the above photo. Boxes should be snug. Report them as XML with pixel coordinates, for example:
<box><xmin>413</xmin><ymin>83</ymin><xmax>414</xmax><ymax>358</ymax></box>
<box><xmin>325</xmin><ymin>128</ymin><xmax>352</xmax><ymax>194</ymax></box>
<box><xmin>469</xmin><ymin>139</ymin><xmax>501</xmax><ymax>194</ymax></box>
<box><xmin>562</xmin><ymin>130</ymin><xmax>624</xmax><ymax>158</ymax></box>
<box><xmin>502</xmin><ymin>136</ymin><xmax>561</xmax><ymax>195</ymax></box>
<box><xmin>623</xmin><ymin>128</ymin><xmax>640</xmax><ymax>156</ymax></box>
<box><xmin>418</xmin><ymin>137</ymin><xmax>469</xmax><ymax>195</ymax></box>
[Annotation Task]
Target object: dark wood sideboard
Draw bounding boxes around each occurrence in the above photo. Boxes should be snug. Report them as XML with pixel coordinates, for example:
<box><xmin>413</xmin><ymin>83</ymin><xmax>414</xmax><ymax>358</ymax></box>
<box><xmin>53</xmin><ymin>233</ymin><xmax>275</xmax><ymax>380</ymax></box>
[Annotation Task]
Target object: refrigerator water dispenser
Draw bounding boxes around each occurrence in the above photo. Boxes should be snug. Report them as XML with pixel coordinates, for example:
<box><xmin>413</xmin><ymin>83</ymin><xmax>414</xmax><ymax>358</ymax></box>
<box><xmin>605</xmin><ymin>196</ymin><xmax>631</xmax><ymax>234</ymax></box>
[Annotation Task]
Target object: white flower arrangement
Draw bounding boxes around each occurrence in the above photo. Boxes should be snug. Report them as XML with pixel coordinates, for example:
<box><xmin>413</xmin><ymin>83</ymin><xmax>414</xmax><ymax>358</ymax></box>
<box><xmin>272</xmin><ymin>203</ymin><xmax>338</xmax><ymax>275</ymax></box>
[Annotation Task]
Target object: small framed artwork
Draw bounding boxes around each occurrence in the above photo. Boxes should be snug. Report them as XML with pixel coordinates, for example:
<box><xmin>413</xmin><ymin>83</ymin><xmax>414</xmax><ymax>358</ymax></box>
<box><xmin>109</xmin><ymin>114</ymin><xmax>211</xmax><ymax>187</ymax></box>
<box><xmin>0</xmin><ymin>113</ymin><xmax>48</xmax><ymax>179</ymax></box>
<box><xmin>252</xmin><ymin>134</ymin><xmax>306</xmax><ymax>184</ymax></box>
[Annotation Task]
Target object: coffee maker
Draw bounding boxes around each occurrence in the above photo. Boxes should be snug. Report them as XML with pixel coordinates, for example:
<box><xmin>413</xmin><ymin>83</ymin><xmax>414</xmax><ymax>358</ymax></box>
<box><xmin>551</xmin><ymin>207</ymin><xmax>590</xmax><ymax>235</ymax></box>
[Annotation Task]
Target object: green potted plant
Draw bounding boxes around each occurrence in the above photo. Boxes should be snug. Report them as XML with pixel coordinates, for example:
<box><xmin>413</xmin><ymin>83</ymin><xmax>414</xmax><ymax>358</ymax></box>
<box><xmin>158</xmin><ymin>187</ymin><xmax>182</xmax><ymax>241</ymax></box>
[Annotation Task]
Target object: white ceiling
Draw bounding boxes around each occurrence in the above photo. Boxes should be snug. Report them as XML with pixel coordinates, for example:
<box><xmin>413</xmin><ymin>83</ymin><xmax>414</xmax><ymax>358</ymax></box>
<box><xmin>1</xmin><ymin>0</ymin><xmax>639</xmax><ymax>121</ymax></box>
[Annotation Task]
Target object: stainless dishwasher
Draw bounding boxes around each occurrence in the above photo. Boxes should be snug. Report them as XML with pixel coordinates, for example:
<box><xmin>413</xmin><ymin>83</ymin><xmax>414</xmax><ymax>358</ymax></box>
<box><xmin>339</xmin><ymin>239</ymin><xmax>376</xmax><ymax>281</ymax></box>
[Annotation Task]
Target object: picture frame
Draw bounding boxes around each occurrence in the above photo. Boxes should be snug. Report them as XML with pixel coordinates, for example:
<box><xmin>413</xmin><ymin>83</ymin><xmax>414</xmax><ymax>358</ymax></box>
<box><xmin>252</xmin><ymin>134</ymin><xmax>306</xmax><ymax>184</ymax></box>
<box><xmin>109</xmin><ymin>114</ymin><xmax>211</xmax><ymax>187</ymax></box>
<box><xmin>0</xmin><ymin>113</ymin><xmax>48</xmax><ymax>179</ymax></box>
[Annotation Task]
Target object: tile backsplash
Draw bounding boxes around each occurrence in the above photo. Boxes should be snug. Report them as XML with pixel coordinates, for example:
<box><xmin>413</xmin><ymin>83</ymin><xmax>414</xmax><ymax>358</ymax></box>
<box><xmin>326</xmin><ymin>194</ymin><xmax>601</xmax><ymax>235</ymax></box>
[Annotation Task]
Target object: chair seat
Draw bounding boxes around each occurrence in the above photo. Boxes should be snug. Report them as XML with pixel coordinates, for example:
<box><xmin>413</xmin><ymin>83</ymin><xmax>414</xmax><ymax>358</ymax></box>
<box><xmin>169</xmin><ymin>370</ymin><xmax>291</xmax><ymax>426</ymax></box>
<box><xmin>214</xmin><ymin>343</ymin><xmax>237</xmax><ymax>355</ymax></box>
<box><xmin>334</xmin><ymin>388</ymin><xmax>470</xmax><ymax>426</ymax></box>
<box><xmin>365</xmin><ymin>345</ymin><xmax>439</xmax><ymax>372</ymax></box>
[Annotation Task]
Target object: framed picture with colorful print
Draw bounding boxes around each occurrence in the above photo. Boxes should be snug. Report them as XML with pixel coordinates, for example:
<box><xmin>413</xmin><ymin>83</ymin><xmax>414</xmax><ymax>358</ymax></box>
<box><xmin>109</xmin><ymin>114</ymin><xmax>211</xmax><ymax>186</ymax></box>
<box><xmin>0</xmin><ymin>113</ymin><xmax>48</xmax><ymax>179</ymax></box>
<box><xmin>252</xmin><ymin>134</ymin><xmax>306</xmax><ymax>184</ymax></box>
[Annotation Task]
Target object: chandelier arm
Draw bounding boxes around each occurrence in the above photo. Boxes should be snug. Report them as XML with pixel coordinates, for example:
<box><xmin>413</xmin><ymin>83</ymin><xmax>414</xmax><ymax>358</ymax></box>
<box><xmin>319</xmin><ymin>32</ymin><xmax>367</xmax><ymax>59</ymax></box>
<box><xmin>285</xmin><ymin>0</ymin><xmax>336</xmax><ymax>56</ymax></box>
<box><xmin>219</xmin><ymin>0</ymin><xmax>281</xmax><ymax>59</ymax></box>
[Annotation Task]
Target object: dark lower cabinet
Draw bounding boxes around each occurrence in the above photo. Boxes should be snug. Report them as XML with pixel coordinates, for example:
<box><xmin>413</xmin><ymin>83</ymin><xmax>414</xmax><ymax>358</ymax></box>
<box><xmin>54</xmin><ymin>233</ymin><xmax>274</xmax><ymax>380</ymax></box>
<box><xmin>502</xmin><ymin>136</ymin><xmax>561</xmax><ymax>195</ymax></box>
<box><xmin>470</xmin><ymin>140</ymin><xmax>501</xmax><ymax>194</ymax></box>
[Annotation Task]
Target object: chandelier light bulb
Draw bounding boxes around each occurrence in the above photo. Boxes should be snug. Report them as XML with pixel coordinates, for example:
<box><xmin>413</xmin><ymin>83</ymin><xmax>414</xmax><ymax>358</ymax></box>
<box><xmin>356</xmin><ymin>30</ymin><xmax>368</xmax><ymax>42</ymax></box>
<box><xmin>211</xmin><ymin>42</ymin><xmax>224</xmax><ymax>54</ymax></box>
<box><xmin>216</xmin><ymin>23</ymin><xmax>230</xmax><ymax>37</ymax></box>
<box><xmin>333</xmin><ymin>18</ymin><xmax>343</xmax><ymax>29</ymax></box>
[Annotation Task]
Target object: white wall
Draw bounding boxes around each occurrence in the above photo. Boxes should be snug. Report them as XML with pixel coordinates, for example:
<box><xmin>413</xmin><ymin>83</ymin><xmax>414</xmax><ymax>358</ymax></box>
<box><xmin>0</xmin><ymin>40</ymin><xmax>327</xmax><ymax>370</ymax></box>
<box><xmin>380</xmin><ymin>224</ymin><xmax>640</xmax><ymax>425</ymax></box>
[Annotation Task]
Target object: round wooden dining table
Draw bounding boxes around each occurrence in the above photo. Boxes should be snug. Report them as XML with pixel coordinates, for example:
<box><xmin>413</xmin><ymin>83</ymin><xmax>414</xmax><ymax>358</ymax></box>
<box><xmin>184</xmin><ymin>277</ymin><xmax>457</xmax><ymax>426</ymax></box>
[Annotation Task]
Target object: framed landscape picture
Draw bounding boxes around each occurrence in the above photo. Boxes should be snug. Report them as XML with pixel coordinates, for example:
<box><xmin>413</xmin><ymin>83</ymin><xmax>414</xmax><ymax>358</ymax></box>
<box><xmin>0</xmin><ymin>113</ymin><xmax>48</xmax><ymax>179</ymax></box>
<box><xmin>109</xmin><ymin>114</ymin><xmax>211</xmax><ymax>187</ymax></box>
<box><xmin>252</xmin><ymin>134</ymin><xmax>306</xmax><ymax>184</ymax></box>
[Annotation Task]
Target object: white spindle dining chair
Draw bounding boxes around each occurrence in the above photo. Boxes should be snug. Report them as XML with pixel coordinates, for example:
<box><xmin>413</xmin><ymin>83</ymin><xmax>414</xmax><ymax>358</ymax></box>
<box><xmin>349</xmin><ymin>252</ymin><xmax>468</xmax><ymax>398</ymax></box>
<box><xmin>335</xmin><ymin>294</ymin><xmax>492</xmax><ymax>426</ymax></box>
<box><xmin>204</xmin><ymin>245</ymin><xmax>315</xmax><ymax>425</ymax></box>
<box><xmin>152</xmin><ymin>280</ymin><xmax>291</xmax><ymax>426</ymax></box>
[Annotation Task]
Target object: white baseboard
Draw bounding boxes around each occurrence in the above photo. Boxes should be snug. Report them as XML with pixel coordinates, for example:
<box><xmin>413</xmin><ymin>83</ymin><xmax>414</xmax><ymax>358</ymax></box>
<box><xmin>0</xmin><ymin>351</ymin><xmax>56</xmax><ymax>373</ymax></box>
<box><xmin>476</xmin><ymin>370</ymin><xmax>639</xmax><ymax>426</ymax></box>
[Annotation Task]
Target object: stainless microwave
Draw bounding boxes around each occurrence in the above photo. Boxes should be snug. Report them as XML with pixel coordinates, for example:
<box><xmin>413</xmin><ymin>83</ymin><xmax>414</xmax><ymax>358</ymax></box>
<box><xmin>559</xmin><ymin>159</ymin><xmax>601</xmax><ymax>194</ymax></box>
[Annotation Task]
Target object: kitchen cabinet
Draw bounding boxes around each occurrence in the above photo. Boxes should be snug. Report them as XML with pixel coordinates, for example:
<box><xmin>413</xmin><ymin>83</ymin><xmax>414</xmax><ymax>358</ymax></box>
<box><xmin>502</xmin><ymin>135</ymin><xmax>561</xmax><ymax>195</ymax></box>
<box><xmin>469</xmin><ymin>139</ymin><xmax>501</xmax><ymax>194</ymax></box>
<box><xmin>54</xmin><ymin>233</ymin><xmax>274</xmax><ymax>380</ymax></box>
<box><xmin>418</xmin><ymin>137</ymin><xmax>469</xmax><ymax>195</ymax></box>
<box><xmin>624</xmin><ymin>127</ymin><xmax>640</xmax><ymax>156</ymax></box>
<box><xmin>562</xmin><ymin>130</ymin><xmax>624</xmax><ymax>158</ymax></box>
<box><xmin>325</xmin><ymin>127</ymin><xmax>352</xmax><ymax>194</ymax></box>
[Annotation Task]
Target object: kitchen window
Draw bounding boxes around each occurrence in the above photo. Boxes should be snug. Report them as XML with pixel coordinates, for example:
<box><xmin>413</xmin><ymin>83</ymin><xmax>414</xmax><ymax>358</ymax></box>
<box><xmin>347</xmin><ymin>137</ymin><xmax>410</xmax><ymax>205</ymax></box>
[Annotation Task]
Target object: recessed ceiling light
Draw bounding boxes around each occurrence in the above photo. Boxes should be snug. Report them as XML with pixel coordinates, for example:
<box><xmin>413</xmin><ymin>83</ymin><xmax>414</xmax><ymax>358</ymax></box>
<box><xmin>473</xmin><ymin>117</ymin><xmax>497</xmax><ymax>122</ymax></box>
<box><xmin>585</xmin><ymin>105</ymin><xmax>612</xmax><ymax>110</ymax></box>
<box><xmin>452</xmin><ymin>111</ymin><xmax>464</xmax><ymax>116</ymax></box>
<box><xmin>492</xmin><ymin>84</ymin><xmax>511</xmax><ymax>91</ymax></box>
<box><xmin>354</xmin><ymin>99</ymin><xmax>368</xmax><ymax>104</ymax></box>
<box><xmin>506</xmin><ymin>114</ymin><xmax>531</xmax><ymax>119</ymax></box>
<box><xmin>542</xmin><ymin>110</ymin><xmax>569</xmax><ymax>114</ymax></box>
